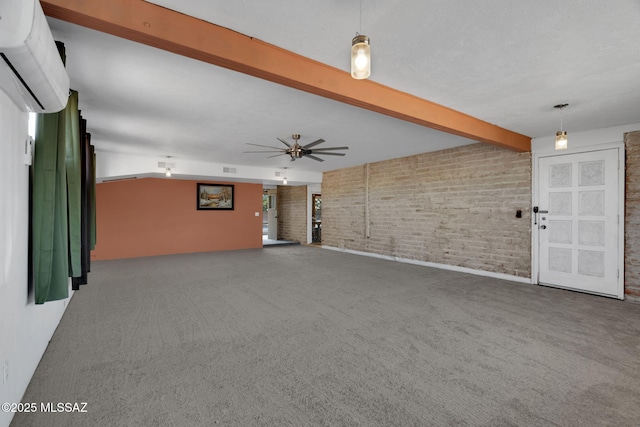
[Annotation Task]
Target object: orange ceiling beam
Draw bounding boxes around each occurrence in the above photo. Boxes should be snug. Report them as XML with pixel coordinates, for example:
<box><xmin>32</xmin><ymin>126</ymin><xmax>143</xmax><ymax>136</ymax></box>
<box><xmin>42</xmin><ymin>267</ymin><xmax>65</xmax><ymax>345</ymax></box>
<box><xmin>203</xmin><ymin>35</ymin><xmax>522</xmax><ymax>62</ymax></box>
<box><xmin>41</xmin><ymin>0</ymin><xmax>531</xmax><ymax>152</ymax></box>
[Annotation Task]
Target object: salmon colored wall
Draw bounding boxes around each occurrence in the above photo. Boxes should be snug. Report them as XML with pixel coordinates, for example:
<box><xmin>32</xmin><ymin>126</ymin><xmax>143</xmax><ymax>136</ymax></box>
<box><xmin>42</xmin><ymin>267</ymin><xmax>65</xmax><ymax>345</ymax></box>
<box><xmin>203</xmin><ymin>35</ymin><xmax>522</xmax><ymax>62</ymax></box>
<box><xmin>91</xmin><ymin>178</ymin><xmax>263</xmax><ymax>260</ymax></box>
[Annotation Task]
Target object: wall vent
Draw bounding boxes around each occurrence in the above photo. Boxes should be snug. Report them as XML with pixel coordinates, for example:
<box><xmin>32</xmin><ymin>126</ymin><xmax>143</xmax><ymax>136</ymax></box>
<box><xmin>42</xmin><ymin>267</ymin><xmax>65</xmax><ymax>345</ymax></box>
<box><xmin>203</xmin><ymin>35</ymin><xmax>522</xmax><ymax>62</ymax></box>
<box><xmin>223</xmin><ymin>167</ymin><xmax>237</xmax><ymax>174</ymax></box>
<box><xmin>158</xmin><ymin>161</ymin><xmax>175</xmax><ymax>169</ymax></box>
<box><xmin>275</xmin><ymin>171</ymin><xmax>281</xmax><ymax>177</ymax></box>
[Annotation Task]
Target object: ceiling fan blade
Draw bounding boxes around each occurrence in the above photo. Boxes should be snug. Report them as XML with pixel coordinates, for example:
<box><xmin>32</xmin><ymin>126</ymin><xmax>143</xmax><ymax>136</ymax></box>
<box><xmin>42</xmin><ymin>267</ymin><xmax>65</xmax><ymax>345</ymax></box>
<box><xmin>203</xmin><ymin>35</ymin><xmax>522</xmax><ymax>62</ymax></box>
<box><xmin>267</xmin><ymin>153</ymin><xmax>288</xmax><ymax>158</ymax></box>
<box><xmin>277</xmin><ymin>137</ymin><xmax>291</xmax><ymax>147</ymax></box>
<box><xmin>243</xmin><ymin>150</ymin><xmax>284</xmax><ymax>153</ymax></box>
<box><xmin>305</xmin><ymin>154</ymin><xmax>325</xmax><ymax>162</ymax></box>
<box><xmin>311</xmin><ymin>146</ymin><xmax>349</xmax><ymax>151</ymax></box>
<box><xmin>247</xmin><ymin>143</ymin><xmax>285</xmax><ymax>150</ymax></box>
<box><xmin>302</xmin><ymin>139</ymin><xmax>325</xmax><ymax>149</ymax></box>
<box><xmin>310</xmin><ymin>151</ymin><xmax>346</xmax><ymax>156</ymax></box>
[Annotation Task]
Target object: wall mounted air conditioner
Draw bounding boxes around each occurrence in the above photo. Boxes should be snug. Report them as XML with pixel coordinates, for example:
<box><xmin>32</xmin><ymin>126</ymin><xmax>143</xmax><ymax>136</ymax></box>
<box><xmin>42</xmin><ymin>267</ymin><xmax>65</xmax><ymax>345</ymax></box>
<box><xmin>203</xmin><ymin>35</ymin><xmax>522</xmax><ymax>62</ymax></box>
<box><xmin>0</xmin><ymin>0</ymin><xmax>70</xmax><ymax>113</ymax></box>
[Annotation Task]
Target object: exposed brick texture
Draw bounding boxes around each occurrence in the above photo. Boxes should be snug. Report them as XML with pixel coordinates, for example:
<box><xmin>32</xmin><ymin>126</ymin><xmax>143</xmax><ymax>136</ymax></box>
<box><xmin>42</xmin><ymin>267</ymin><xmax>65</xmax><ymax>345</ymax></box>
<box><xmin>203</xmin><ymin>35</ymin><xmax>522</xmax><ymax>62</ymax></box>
<box><xmin>277</xmin><ymin>185</ymin><xmax>307</xmax><ymax>242</ymax></box>
<box><xmin>323</xmin><ymin>143</ymin><xmax>532</xmax><ymax>278</ymax></box>
<box><xmin>625</xmin><ymin>130</ymin><xmax>640</xmax><ymax>302</ymax></box>
<box><xmin>322</xmin><ymin>165</ymin><xmax>367</xmax><ymax>250</ymax></box>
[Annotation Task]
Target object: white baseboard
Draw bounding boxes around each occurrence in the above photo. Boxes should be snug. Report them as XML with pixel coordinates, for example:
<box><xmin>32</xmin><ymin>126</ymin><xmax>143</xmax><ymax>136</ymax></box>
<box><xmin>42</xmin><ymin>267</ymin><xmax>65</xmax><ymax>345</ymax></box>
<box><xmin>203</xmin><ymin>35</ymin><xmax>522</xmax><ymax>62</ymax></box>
<box><xmin>321</xmin><ymin>245</ymin><xmax>533</xmax><ymax>284</ymax></box>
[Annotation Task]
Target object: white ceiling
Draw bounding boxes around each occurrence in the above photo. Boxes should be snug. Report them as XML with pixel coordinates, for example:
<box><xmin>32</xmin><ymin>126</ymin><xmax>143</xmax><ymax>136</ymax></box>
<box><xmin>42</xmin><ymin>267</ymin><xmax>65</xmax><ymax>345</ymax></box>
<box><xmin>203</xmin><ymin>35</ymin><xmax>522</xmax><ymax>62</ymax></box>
<box><xmin>46</xmin><ymin>0</ymin><xmax>640</xmax><ymax>181</ymax></box>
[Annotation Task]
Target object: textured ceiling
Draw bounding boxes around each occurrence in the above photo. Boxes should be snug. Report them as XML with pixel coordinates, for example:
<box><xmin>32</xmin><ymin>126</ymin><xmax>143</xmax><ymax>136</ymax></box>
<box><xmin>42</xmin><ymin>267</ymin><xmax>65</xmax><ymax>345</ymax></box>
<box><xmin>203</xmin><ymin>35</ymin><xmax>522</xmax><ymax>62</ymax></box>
<box><xmin>46</xmin><ymin>0</ymin><xmax>640</xmax><ymax>180</ymax></box>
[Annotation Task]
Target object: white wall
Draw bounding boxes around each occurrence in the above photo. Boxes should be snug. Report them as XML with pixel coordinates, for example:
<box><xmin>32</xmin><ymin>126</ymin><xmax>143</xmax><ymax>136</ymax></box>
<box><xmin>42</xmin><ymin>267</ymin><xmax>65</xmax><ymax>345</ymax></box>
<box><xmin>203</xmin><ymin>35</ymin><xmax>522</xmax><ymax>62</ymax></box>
<box><xmin>0</xmin><ymin>91</ymin><xmax>71</xmax><ymax>427</ymax></box>
<box><xmin>96</xmin><ymin>151</ymin><xmax>323</xmax><ymax>186</ymax></box>
<box><xmin>531</xmin><ymin>123</ymin><xmax>640</xmax><ymax>153</ymax></box>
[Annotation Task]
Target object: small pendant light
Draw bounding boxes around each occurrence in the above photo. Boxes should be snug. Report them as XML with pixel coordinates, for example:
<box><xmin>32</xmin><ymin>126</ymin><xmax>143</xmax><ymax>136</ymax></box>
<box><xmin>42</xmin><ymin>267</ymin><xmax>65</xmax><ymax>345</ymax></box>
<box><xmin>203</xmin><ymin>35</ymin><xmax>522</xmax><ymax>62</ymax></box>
<box><xmin>351</xmin><ymin>34</ymin><xmax>370</xmax><ymax>79</ymax></box>
<box><xmin>164</xmin><ymin>156</ymin><xmax>174</xmax><ymax>177</ymax></box>
<box><xmin>554</xmin><ymin>104</ymin><xmax>569</xmax><ymax>150</ymax></box>
<box><xmin>351</xmin><ymin>0</ymin><xmax>370</xmax><ymax>79</ymax></box>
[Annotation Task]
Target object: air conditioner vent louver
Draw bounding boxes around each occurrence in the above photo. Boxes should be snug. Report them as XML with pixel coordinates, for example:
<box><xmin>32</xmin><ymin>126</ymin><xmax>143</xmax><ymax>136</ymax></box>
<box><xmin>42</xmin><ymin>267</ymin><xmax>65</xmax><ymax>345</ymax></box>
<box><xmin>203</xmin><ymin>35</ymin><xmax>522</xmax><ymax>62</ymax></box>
<box><xmin>223</xmin><ymin>167</ymin><xmax>237</xmax><ymax>174</ymax></box>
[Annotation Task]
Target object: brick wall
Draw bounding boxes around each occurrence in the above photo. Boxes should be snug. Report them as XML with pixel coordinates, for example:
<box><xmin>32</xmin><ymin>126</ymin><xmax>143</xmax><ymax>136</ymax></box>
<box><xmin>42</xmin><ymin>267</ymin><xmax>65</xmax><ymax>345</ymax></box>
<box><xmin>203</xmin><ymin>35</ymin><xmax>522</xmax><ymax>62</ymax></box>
<box><xmin>323</xmin><ymin>143</ymin><xmax>532</xmax><ymax>278</ymax></box>
<box><xmin>322</xmin><ymin>165</ymin><xmax>367</xmax><ymax>250</ymax></box>
<box><xmin>625</xmin><ymin>130</ymin><xmax>640</xmax><ymax>301</ymax></box>
<box><xmin>277</xmin><ymin>185</ymin><xmax>307</xmax><ymax>242</ymax></box>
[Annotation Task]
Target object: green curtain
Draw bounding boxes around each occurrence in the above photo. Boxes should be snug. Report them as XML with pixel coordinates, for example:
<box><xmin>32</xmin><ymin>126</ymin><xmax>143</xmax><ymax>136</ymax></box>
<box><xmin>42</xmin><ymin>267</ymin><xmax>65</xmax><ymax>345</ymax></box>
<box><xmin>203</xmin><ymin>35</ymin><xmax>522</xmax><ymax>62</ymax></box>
<box><xmin>31</xmin><ymin>42</ymin><xmax>97</xmax><ymax>303</ymax></box>
<box><xmin>89</xmin><ymin>140</ymin><xmax>97</xmax><ymax>250</ymax></box>
<box><xmin>32</xmin><ymin>42</ymin><xmax>78</xmax><ymax>304</ymax></box>
<box><xmin>33</xmin><ymin>103</ymin><xmax>70</xmax><ymax>303</ymax></box>
<box><xmin>65</xmin><ymin>91</ymin><xmax>82</xmax><ymax>278</ymax></box>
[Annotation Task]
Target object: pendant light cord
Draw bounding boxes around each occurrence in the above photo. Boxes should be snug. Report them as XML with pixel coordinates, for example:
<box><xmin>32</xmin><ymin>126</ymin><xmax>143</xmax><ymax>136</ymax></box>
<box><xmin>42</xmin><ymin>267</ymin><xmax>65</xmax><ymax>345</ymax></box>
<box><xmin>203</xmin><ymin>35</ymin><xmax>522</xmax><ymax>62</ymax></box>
<box><xmin>554</xmin><ymin>103</ymin><xmax>569</xmax><ymax>132</ymax></box>
<box><xmin>560</xmin><ymin>113</ymin><xmax>563</xmax><ymax>132</ymax></box>
<box><xmin>359</xmin><ymin>0</ymin><xmax>362</xmax><ymax>34</ymax></box>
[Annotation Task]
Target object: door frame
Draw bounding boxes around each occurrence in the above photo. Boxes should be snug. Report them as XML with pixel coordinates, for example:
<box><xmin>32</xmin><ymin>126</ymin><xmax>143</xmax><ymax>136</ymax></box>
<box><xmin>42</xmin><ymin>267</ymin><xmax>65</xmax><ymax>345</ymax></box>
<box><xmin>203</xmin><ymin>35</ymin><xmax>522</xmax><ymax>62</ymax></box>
<box><xmin>531</xmin><ymin>141</ymin><xmax>625</xmax><ymax>299</ymax></box>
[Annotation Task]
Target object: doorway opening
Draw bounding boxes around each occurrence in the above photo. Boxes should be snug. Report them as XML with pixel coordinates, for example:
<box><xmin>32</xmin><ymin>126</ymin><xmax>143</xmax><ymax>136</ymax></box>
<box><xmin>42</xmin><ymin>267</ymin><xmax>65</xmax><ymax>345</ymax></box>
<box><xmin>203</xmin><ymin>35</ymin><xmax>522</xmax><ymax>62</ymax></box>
<box><xmin>263</xmin><ymin>188</ymin><xmax>277</xmax><ymax>241</ymax></box>
<box><xmin>312</xmin><ymin>193</ymin><xmax>322</xmax><ymax>244</ymax></box>
<box><xmin>262</xmin><ymin>193</ymin><xmax>269</xmax><ymax>237</ymax></box>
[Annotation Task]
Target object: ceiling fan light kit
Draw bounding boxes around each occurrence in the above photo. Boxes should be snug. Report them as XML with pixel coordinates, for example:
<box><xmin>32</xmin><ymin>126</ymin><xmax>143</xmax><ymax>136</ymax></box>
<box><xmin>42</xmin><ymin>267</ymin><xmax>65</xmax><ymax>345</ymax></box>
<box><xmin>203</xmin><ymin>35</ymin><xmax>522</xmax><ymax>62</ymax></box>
<box><xmin>244</xmin><ymin>134</ymin><xmax>349</xmax><ymax>162</ymax></box>
<box><xmin>289</xmin><ymin>133</ymin><xmax>304</xmax><ymax>159</ymax></box>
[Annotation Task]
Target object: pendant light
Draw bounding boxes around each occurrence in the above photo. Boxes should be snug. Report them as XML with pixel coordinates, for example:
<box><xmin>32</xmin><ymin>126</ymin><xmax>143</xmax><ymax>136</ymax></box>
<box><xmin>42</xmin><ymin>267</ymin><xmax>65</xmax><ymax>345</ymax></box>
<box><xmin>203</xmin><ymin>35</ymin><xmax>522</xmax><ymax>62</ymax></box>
<box><xmin>554</xmin><ymin>103</ymin><xmax>569</xmax><ymax>150</ymax></box>
<box><xmin>351</xmin><ymin>35</ymin><xmax>370</xmax><ymax>79</ymax></box>
<box><xmin>163</xmin><ymin>156</ymin><xmax>174</xmax><ymax>177</ymax></box>
<box><xmin>351</xmin><ymin>0</ymin><xmax>370</xmax><ymax>79</ymax></box>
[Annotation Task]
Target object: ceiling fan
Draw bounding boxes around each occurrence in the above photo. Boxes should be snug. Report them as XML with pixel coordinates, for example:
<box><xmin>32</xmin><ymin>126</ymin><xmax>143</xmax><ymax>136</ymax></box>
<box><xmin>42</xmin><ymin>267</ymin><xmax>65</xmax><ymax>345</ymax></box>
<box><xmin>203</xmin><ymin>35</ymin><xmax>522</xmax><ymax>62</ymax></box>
<box><xmin>244</xmin><ymin>134</ymin><xmax>348</xmax><ymax>162</ymax></box>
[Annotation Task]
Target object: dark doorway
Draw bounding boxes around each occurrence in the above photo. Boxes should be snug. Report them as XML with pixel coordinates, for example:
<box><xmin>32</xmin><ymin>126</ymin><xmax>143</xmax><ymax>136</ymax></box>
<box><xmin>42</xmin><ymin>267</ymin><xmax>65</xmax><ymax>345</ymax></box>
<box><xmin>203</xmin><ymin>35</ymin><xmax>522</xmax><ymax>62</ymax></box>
<box><xmin>312</xmin><ymin>193</ymin><xmax>321</xmax><ymax>243</ymax></box>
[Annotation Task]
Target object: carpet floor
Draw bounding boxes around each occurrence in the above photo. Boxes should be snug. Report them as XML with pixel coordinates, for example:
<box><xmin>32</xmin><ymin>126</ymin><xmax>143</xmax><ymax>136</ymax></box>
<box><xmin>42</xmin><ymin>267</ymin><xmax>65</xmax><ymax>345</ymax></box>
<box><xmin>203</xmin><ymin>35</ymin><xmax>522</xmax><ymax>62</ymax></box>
<box><xmin>11</xmin><ymin>246</ymin><xmax>640</xmax><ymax>426</ymax></box>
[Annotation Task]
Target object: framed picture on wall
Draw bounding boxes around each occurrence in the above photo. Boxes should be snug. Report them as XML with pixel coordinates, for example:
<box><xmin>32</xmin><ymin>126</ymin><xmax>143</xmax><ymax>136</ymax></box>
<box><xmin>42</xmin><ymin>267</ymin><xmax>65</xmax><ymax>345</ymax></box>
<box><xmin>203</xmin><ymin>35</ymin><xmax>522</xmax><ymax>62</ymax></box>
<box><xmin>197</xmin><ymin>183</ymin><xmax>234</xmax><ymax>210</ymax></box>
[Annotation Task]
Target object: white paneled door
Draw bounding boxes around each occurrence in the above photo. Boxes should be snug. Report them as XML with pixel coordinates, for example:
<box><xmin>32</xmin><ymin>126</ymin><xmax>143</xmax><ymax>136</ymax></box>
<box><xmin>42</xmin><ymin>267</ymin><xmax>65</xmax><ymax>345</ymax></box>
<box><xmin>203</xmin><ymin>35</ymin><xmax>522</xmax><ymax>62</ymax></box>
<box><xmin>537</xmin><ymin>148</ymin><xmax>622</xmax><ymax>298</ymax></box>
